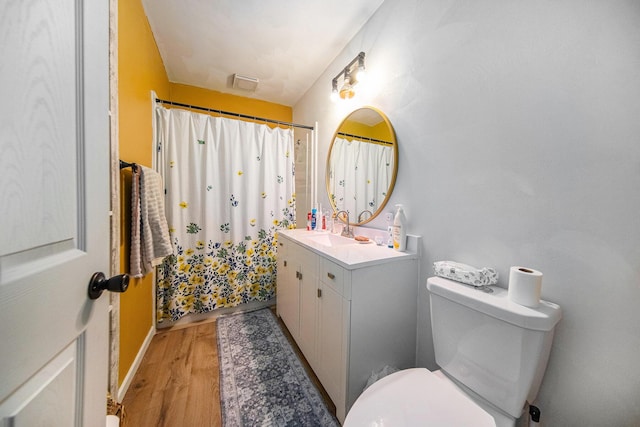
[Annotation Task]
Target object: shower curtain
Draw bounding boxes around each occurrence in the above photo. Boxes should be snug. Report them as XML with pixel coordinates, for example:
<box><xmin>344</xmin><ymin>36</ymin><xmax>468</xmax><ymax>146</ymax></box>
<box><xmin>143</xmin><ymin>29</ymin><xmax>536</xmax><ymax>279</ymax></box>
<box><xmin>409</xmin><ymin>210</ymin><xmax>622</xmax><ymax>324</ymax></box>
<box><xmin>155</xmin><ymin>106</ymin><xmax>295</xmax><ymax>322</ymax></box>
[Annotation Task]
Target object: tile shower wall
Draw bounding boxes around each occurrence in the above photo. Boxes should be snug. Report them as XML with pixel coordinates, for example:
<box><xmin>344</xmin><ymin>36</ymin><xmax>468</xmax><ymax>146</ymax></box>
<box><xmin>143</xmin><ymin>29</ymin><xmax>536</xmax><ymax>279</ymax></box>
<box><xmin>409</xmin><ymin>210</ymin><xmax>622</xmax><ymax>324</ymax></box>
<box><xmin>294</xmin><ymin>129</ymin><xmax>312</xmax><ymax>228</ymax></box>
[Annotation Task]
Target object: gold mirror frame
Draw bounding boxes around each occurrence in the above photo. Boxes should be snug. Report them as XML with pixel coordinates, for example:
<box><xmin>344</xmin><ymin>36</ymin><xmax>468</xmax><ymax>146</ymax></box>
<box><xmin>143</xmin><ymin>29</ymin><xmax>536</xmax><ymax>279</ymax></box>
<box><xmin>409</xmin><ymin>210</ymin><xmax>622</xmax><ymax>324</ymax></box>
<box><xmin>326</xmin><ymin>106</ymin><xmax>398</xmax><ymax>225</ymax></box>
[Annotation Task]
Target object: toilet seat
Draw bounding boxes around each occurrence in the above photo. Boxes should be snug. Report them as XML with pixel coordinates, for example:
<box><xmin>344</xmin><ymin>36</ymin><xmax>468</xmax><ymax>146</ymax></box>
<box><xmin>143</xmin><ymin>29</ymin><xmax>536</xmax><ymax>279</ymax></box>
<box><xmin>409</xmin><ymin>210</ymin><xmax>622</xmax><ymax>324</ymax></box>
<box><xmin>344</xmin><ymin>368</ymin><xmax>499</xmax><ymax>426</ymax></box>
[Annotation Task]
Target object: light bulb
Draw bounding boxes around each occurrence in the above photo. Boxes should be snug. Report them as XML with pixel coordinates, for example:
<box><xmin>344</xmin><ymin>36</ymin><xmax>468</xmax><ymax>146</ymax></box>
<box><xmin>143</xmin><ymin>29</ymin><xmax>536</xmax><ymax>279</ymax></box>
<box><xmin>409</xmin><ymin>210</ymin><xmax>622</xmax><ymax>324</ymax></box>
<box><xmin>339</xmin><ymin>81</ymin><xmax>355</xmax><ymax>99</ymax></box>
<box><xmin>356</xmin><ymin>67</ymin><xmax>366</xmax><ymax>83</ymax></box>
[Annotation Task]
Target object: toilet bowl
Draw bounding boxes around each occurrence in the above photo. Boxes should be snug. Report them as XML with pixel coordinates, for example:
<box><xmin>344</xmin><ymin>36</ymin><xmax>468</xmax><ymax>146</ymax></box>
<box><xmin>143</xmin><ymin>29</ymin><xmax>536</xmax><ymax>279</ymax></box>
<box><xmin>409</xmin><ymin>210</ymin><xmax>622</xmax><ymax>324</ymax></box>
<box><xmin>344</xmin><ymin>368</ymin><xmax>511</xmax><ymax>426</ymax></box>
<box><xmin>344</xmin><ymin>276</ymin><xmax>562</xmax><ymax>426</ymax></box>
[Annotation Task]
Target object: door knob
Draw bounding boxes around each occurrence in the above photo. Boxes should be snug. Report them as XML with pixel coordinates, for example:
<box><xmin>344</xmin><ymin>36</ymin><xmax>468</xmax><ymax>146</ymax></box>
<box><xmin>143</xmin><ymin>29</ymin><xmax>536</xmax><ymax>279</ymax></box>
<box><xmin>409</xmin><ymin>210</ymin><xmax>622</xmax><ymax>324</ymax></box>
<box><xmin>88</xmin><ymin>272</ymin><xmax>130</xmax><ymax>300</ymax></box>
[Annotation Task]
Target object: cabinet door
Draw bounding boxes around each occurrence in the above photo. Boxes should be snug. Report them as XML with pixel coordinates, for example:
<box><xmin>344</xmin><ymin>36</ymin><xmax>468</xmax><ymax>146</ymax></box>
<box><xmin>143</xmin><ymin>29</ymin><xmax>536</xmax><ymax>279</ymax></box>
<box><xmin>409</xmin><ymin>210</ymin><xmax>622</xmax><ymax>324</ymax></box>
<box><xmin>297</xmin><ymin>248</ymin><xmax>318</xmax><ymax>365</ymax></box>
<box><xmin>317</xmin><ymin>281</ymin><xmax>347</xmax><ymax>406</ymax></box>
<box><xmin>276</xmin><ymin>239</ymin><xmax>300</xmax><ymax>338</ymax></box>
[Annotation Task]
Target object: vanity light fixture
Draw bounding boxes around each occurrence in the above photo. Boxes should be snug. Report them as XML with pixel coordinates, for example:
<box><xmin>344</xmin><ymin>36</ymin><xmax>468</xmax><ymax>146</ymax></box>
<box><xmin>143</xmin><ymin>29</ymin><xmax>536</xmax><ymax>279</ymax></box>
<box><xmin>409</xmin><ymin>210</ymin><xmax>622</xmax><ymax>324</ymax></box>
<box><xmin>331</xmin><ymin>52</ymin><xmax>366</xmax><ymax>101</ymax></box>
<box><xmin>339</xmin><ymin>72</ymin><xmax>355</xmax><ymax>99</ymax></box>
<box><xmin>331</xmin><ymin>79</ymin><xmax>339</xmax><ymax>101</ymax></box>
<box><xmin>356</xmin><ymin>52</ymin><xmax>366</xmax><ymax>82</ymax></box>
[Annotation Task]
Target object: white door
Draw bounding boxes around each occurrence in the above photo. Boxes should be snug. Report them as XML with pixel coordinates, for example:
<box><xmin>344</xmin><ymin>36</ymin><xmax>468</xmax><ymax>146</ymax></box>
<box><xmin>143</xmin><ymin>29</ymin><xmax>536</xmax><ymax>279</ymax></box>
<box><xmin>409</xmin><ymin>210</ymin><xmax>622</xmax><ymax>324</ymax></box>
<box><xmin>0</xmin><ymin>0</ymin><xmax>111</xmax><ymax>426</ymax></box>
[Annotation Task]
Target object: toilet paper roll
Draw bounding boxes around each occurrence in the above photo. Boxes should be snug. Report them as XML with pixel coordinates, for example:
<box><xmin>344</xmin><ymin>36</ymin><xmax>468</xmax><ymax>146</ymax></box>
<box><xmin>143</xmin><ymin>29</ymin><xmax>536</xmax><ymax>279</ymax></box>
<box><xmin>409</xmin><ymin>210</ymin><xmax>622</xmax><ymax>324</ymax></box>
<box><xmin>508</xmin><ymin>266</ymin><xmax>543</xmax><ymax>308</ymax></box>
<box><xmin>106</xmin><ymin>415</ymin><xmax>120</xmax><ymax>427</ymax></box>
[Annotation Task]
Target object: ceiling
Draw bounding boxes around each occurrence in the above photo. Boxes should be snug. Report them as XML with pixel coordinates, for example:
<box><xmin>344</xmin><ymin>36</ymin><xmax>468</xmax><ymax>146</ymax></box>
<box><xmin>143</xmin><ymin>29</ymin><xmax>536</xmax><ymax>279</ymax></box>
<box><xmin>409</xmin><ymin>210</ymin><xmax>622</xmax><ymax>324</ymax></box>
<box><xmin>141</xmin><ymin>0</ymin><xmax>385</xmax><ymax>107</ymax></box>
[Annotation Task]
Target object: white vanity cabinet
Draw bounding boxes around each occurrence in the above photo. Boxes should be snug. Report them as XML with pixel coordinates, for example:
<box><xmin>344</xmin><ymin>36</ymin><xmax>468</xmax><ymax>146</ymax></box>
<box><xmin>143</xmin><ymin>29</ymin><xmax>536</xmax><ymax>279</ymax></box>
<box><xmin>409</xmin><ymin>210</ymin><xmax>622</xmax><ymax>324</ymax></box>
<box><xmin>276</xmin><ymin>235</ymin><xmax>317</xmax><ymax>356</ymax></box>
<box><xmin>276</xmin><ymin>229</ymin><xmax>419</xmax><ymax>423</ymax></box>
<box><xmin>275</xmin><ymin>236</ymin><xmax>300</xmax><ymax>338</ymax></box>
<box><xmin>316</xmin><ymin>257</ymin><xmax>349</xmax><ymax>413</ymax></box>
<box><xmin>297</xmin><ymin>247</ymin><xmax>319</xmax><ymax>364</ymax></box>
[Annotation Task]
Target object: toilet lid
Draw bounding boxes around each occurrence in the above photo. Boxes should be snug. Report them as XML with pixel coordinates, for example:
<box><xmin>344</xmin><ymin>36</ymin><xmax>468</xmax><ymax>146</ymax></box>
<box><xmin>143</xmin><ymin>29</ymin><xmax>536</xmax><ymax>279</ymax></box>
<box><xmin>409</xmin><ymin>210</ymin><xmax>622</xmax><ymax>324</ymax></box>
<box><xmin>344</xmin><ymin>368</ymin><xmax>497</xmax><ymax>427</ymax></box>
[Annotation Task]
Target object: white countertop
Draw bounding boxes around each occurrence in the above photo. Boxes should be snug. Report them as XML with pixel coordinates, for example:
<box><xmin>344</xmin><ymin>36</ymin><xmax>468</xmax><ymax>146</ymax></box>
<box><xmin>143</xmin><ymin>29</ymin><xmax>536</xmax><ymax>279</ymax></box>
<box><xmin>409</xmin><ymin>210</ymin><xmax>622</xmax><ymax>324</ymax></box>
<box><xmin>278</xmin><ymin>229</ymin><xmax>418</xmax><ymax>269</ymax></box>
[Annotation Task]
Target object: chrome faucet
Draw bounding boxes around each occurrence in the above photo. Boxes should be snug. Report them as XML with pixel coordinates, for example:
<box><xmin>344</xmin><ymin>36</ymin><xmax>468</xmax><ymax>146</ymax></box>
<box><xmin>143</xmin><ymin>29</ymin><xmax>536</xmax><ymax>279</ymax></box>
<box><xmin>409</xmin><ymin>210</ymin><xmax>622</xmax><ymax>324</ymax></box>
<box><xmin>336</xmin><ymin>210</ymin><xmax>354</xmax><ymax>238</ymax></box>
<box><xmin>357</xmin><ymin>210</ymin><xmax>373</xmax><ymax>223</ymax></box>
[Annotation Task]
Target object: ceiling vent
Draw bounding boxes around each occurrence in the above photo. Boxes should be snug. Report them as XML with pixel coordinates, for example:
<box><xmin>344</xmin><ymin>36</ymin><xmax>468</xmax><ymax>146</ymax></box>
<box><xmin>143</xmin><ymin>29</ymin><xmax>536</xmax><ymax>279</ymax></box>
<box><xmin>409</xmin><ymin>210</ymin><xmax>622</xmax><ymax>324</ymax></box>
<box><xmin>232</xmin><ymin>74</ymin><xmax>259</xmax><ymax>91</ymax></box>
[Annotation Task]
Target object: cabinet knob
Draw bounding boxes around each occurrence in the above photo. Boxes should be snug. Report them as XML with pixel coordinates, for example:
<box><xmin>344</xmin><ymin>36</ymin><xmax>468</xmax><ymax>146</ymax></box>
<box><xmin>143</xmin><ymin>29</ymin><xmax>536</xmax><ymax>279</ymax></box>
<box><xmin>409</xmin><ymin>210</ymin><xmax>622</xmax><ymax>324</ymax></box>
<box><xmin>317</xmin><ymin>288</ymin><xmax>322</xmax><ymax>298</ymax></box>
<box><xmin>327</xmin><ymin>272</ymin><xmax>335</xmax><ymax>280</ymax></box>
<box><xmin>284</xmin><ymin>260</ymin><xmax>287</xmax><ymax>267</ymax></box>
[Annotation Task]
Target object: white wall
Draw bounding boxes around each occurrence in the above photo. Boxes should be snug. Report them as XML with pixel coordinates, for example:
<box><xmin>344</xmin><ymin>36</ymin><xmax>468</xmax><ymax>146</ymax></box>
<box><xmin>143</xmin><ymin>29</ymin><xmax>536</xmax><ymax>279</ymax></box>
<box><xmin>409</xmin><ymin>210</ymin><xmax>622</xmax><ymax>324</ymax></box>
<box><xmin>294</xmin><ymin>0</ymin><xmax>640</xmax><ymax>425</ymax></box>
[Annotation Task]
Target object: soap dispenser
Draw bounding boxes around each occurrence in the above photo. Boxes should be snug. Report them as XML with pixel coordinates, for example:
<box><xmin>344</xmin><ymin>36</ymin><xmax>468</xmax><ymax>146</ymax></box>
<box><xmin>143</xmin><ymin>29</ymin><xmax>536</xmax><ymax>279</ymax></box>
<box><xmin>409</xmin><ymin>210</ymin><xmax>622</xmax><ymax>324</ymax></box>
<box><xmin>392</xmin><ymin>204</ymin><xmax>407</xmax><ymax>252</ymax></box>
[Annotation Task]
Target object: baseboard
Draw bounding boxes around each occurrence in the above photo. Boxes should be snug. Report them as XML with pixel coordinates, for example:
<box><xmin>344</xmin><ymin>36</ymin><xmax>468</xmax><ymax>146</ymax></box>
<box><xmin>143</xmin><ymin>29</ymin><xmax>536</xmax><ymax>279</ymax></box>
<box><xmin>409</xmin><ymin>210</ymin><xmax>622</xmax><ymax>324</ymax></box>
<box><xmin>118</xmin><ymin>325</ymin><xmax>155</xmax><ymax>402</ymax></box>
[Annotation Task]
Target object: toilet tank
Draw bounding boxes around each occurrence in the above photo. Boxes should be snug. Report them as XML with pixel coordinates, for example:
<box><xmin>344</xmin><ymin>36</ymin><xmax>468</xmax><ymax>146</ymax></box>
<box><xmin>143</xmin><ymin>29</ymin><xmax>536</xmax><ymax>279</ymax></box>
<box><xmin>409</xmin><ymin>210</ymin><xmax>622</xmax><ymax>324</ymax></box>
<box><xmin>427</xmin><ymin>276</ymin><xmax>561</xmax><ymax>419</ymax></box>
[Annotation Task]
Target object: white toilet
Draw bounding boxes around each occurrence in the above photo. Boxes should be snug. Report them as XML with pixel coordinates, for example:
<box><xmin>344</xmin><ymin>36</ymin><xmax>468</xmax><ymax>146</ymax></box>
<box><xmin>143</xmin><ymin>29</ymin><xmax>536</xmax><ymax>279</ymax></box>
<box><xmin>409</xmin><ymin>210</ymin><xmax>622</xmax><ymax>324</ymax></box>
<box><xmin>344</xmin><ymin>276</ymin><xmax>562</xmax><ymax>426</ymax></box>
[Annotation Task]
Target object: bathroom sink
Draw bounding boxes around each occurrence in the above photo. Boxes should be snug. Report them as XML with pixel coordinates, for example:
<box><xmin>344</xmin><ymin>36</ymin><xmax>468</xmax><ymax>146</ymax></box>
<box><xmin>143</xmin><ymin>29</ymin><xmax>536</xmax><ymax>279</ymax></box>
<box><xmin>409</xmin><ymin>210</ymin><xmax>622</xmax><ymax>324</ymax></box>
<box><xmin>279</xmin><ymin>229</ymin><xmax>417</xmax><ymax>269</ymax></box>
<box><xmin>303</xmin><ymin>233</ymin><xmax>355</xmax><ymax>247</ymax></box>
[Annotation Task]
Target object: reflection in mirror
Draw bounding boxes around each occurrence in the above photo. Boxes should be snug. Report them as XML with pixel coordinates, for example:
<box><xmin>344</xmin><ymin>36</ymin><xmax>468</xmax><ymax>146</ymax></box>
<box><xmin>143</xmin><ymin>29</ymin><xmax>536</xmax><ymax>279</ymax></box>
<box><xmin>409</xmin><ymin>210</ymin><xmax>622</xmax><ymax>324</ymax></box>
<box><xmin>326</xmin><ymin>107</ymin><xmax>398</xmax><ymax>225</ymax></box>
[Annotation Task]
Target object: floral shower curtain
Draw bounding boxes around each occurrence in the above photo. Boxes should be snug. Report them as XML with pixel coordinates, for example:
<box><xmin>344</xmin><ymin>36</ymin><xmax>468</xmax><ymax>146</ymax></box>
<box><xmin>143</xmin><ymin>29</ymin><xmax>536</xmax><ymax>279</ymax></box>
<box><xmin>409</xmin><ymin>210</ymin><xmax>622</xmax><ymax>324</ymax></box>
<box><xmin>328</xmin><ymin>136</ymin><xmax>393</xmax><ymax>220</ymax></box>
<box><xmin>155</xmin><ymin>106</ymin><xmax>295</xmax><ymax>322</ymax></box>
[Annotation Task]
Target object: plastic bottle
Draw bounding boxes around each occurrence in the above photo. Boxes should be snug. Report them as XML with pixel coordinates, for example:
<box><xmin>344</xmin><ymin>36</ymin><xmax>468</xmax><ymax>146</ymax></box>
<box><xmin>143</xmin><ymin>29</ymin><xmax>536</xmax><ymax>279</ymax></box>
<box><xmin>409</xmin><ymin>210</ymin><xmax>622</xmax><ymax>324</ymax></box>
<box><xmin>311</xmin><ymin>208</ymin><xmax>317</xmax><ymax>231</ymax></box>
<box><xmin>317</xmin><ymin>209</ymin><xmax>324</xmax><ymax>232</ymax></box>
<box><xmin>392</xmin><ymin>204</ymin><xmax>407</xmax><ymax>252</ymax></box>
<box><xmin>386</xmin><ymin>214</ymin><xmax>394</xmax><ymax>248</ymax></box>
<box><xmin>307</xmin><ymin>212</ymin><xmax>312</xmax><ymax>230</ymax></box>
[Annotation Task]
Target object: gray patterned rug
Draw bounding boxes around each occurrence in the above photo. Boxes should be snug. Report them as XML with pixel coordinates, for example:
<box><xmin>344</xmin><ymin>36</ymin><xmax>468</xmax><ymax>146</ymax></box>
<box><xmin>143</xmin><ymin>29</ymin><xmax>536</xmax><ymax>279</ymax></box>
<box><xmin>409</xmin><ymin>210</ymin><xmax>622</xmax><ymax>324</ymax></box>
<box><xmin>217</xmin><ymin>308</ymin><xmax>339</xmax><ymax>427</ymax></box>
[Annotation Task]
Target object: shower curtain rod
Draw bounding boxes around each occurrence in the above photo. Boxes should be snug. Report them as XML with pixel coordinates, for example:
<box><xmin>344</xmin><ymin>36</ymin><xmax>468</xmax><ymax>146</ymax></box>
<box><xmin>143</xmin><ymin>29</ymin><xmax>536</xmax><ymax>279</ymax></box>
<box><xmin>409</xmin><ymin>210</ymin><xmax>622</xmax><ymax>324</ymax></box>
<box><xmin>155</xmin><ymin>98</ymin><xmax>314</xmax><ymax>130</ymax></box>
<box><xmin>337</xmin><ymin>131</ymin><xmax>393</xmax><ymax>145</ymax></box>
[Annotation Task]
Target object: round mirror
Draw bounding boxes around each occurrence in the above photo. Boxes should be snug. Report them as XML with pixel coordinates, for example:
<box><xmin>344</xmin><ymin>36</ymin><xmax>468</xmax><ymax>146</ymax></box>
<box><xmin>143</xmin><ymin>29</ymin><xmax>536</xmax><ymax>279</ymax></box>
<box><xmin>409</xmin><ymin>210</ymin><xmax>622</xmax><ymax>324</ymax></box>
<box><xmin>326</xmin><ymin>107</ymin><xmax>398</xmax><ymax>225</ymax></box>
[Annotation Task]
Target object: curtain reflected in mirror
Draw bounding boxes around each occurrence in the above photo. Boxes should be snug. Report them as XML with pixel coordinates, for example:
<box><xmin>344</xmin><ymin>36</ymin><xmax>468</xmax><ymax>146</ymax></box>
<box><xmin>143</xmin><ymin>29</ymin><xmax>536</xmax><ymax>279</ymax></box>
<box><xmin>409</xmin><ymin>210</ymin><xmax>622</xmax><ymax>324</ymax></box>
<box><xmin>326</xmin><ymin>107</ymin><xmax>397</xmax><ymax>225</ymax></box>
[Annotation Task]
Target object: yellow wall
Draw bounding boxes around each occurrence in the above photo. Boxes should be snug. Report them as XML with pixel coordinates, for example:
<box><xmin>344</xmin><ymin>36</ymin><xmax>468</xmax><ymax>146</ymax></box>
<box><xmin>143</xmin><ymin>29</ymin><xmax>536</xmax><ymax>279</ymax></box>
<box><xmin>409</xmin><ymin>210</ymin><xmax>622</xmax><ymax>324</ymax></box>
<box><xmin>169</xmin><ymin>83</ymin><xmax>291</xmax><ymax>123</ymax></box>
<box><xmin>118</xmin><ymin>0</ymin><xmax>170</xmax><ymax>386</ymax></box>
<box><xmin>118</xmin><ymin>0</ymin><xmax>292</xmax><ymax>387</ymax></box>
<box><xmin>340</xmin><ymin>119</ymin><xmax>392</xmax><ymax>142</ymax></box>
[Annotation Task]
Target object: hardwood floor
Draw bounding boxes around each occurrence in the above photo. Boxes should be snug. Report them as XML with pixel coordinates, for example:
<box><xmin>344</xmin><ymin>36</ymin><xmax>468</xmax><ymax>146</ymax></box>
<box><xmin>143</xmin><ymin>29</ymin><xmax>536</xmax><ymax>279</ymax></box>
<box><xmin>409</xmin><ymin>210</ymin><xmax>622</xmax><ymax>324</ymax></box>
<box><xmin>121</xmin><ymin>309</ymin><xmax>335</xmax><ymax>426</ymax></box>
<box><xmin>122</xmin><ymin>320</ymin><xmax>221</xmax><ymax>426</ymax></box>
